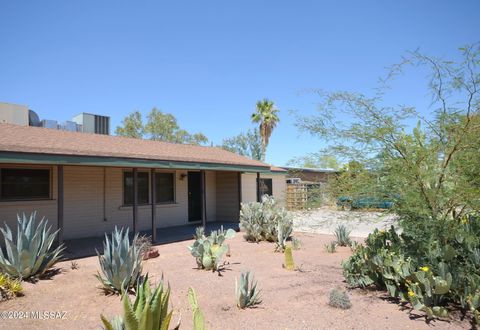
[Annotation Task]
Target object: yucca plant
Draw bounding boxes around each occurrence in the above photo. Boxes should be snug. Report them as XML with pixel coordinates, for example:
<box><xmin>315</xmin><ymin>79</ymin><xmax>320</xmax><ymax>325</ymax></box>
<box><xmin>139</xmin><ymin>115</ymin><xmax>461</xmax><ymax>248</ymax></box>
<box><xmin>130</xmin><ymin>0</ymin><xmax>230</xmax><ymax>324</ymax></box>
<box><xmin>0</xmin><ymin>212</ymin><xmax>64</xmax><ymax>280</ymax></box>
<box><xmin>96</xmin><ymin>227</ymin><xmax>143</xmax><ymax>294</ymax></box>
<box><xmin>334</xmin><ymin>225</ymin><xmax>352</xmax><ymax>247</ymax></box>
<box><xmin>101</xmin><ymin>274</ymin><xmax>179</xmax><ymax>330</ymax></box>
<box><xmin>0</xmin><ymin>273</ymin><xmax>22</xmax><ymax>301</ymax></box>
<box><xmin>236</xmin><ymin>271</ymin><xmax>262</xmax><ymax>309</ymax></box>
<box><xmin>188</xmin><ymin>287</ymin><xmax>206</xmax><ymax>330</ymax></box>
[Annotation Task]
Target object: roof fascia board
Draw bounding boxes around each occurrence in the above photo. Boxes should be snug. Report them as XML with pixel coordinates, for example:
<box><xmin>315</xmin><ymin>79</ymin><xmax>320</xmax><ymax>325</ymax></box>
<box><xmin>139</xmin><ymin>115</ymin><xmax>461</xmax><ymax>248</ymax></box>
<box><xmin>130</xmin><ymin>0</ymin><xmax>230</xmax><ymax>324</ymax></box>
<box><xmin>0</xmin><ymin>152</ymin><xmax>271</xmax><ymax>173</ymax></box>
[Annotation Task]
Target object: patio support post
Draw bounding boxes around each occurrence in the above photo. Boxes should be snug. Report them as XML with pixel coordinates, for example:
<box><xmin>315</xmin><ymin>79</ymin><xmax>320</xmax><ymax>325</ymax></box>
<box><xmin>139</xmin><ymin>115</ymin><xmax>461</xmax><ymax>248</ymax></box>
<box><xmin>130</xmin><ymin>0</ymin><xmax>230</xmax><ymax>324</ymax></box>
<box><xmin>133</xmin><ymin>168</ymin><xmax>138</xmax><ymax>234</ymax></box>
<box><xmin>237</xmin><ymin>171</ymin><xmax>242</xmax><ymax>216</ymax></box>
<box><xmin>256</xmin><ymin>172</ymin><xmax>261</xmax><ymax>202</ymax></box>
<box><xmin>150</xmin><ymin>168</ymin><xmax>157</xmax><ymax>243</ymax></box>
<box><xmin>201</xmin><ymin>170</ymin><xmax>207</xmax><ymax>228</ymax></box>
<box><xmin>57</xmin><ymin>165</ymin><xmax>64</xmax><ymax>243</ymax></box>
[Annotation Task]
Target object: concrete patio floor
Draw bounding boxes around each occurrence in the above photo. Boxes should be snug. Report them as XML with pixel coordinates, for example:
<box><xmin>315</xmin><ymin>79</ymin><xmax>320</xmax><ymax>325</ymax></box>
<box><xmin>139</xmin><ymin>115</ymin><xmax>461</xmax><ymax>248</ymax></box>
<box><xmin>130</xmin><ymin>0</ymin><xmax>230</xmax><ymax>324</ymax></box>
<box><xmin>63</xmin><ymin>221</ymin><xmax>239</xmax><ymax>259</ymax></box>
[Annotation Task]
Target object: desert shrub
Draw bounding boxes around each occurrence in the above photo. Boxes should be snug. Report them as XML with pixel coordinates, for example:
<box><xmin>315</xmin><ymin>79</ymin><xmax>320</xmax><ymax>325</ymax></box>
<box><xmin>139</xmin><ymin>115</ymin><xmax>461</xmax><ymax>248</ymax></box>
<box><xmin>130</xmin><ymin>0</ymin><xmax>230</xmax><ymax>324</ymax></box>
<box><xmin>236</xmin><ymin>271</ymin><xmax>262</xmax><ymax>309</ymax></box>
<box><xmin>343</xmin><ymin>215</ymin><xmax>480</xmax><ymax>321</ymax></box>
<box><xmin>188</xmin><ymin>226</ymin><xmax>235</xmax><ymax>271</ymax></box>
<box><xmin>324</xmin><ymin>241</ymin><xmax>337</xmax><ymax>253</ymax></box>
<box><xmin>333</xmin><ymin>225</ymin><xmax>352</xmax><ymax>246</ymax></box>
<box><xmin>0</xmin><ymin>212</ymin><xmax>64</xmax><ymax>280</ymax></box>
<box><xmin>96</xmin><ymin>227</ymin><xmax>143</xmax><ymax>294</ymax></box>
<box><xmin>0</xmin><ymin>273</ymin><xmax>22</xmax><ymax>301</ymax></box>
<box><xmin>188</xmin><ymin>287</ymin><xmax>206</xmax><ymax>330</ymax></box>
<box><xmin>329</xmin><ymin>288</ymin><xmax>352</xmax><ymax>309</ymax></box>
<box><xmin>240</xmin><ymin>196</ymin><xmax>294</xmax><ymax>251</ymax></box>
<box><xmin>101</xmin><ymin>274</ymin><xmax>179</xmax><ymax>330</ymax></box>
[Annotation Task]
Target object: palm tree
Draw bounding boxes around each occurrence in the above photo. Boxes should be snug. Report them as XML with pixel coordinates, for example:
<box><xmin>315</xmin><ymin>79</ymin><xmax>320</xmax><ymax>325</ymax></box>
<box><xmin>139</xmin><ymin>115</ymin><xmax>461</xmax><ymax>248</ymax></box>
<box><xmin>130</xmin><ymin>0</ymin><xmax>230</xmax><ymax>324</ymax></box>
<box><xmin>251</xmin><ymin>99</ymin><xmax>280</xmax><ymax>161</ymax></box>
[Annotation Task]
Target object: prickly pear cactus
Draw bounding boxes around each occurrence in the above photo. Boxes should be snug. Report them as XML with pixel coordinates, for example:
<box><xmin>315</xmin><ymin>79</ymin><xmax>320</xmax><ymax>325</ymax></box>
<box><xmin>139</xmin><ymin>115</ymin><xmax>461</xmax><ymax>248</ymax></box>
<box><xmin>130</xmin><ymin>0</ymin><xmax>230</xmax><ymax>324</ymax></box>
<box><xmin>188</xmin><ymin>226</ymin><xmax>235</xmax><ymax>271</ymax></box>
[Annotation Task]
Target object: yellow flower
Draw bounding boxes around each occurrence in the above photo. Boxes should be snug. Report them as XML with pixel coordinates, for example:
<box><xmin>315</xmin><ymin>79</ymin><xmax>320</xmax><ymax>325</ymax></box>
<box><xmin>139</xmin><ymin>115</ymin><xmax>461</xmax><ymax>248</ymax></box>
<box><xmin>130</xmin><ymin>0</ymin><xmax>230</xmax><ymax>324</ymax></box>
<box><xmin>420</xmin><ymin>266</ymin><xmax>429</xmax><ymax>272</ymax></box>
<box><xmin>408</xmin><ymin>290</ymin><xmax>415</xmax><ymax>298</ymax></box>
<box><xmin>461</xmin><ymin>216</ymin><xmax>468</xmax><ymax>224</ymax></box>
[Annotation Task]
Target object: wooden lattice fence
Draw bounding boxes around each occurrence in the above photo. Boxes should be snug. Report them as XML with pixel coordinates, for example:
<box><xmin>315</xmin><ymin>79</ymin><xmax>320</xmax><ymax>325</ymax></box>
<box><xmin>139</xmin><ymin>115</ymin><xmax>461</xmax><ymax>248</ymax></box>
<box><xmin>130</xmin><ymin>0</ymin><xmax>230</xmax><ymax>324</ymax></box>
<box><xmin>286</xmin><ymin>183</ymin><xmax>308</xmax><ymax>210</ymax></box>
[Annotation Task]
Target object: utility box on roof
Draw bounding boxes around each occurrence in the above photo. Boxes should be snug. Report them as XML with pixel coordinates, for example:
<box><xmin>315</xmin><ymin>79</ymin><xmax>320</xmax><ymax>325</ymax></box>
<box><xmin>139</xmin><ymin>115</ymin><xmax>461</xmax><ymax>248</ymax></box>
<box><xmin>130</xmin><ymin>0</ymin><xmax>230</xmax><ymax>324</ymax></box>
<box><xmin>72</xmin><ymin>113</ymin><xmax>110</xmax><ymax>135</ymax></box>
<box><xmin>0</xmin><ymin>102</ymin><xmax>29</xmax><ymax>126</ymax></box>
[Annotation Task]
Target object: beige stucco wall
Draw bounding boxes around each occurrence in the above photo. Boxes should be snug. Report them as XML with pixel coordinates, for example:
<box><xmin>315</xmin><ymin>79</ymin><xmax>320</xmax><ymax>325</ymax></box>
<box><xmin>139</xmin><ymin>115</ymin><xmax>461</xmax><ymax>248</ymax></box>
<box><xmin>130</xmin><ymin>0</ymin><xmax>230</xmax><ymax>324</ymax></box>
<box><xmin>241</xmin><ymin>173</ymin><xmax>287</xmax><ymax>205</ymax></box>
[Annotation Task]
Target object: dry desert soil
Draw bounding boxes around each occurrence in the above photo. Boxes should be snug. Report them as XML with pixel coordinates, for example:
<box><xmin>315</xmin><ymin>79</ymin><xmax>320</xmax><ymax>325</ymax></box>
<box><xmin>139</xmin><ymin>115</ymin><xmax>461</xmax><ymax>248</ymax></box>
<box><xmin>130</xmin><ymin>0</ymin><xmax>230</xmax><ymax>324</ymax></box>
<box><xmin>0</xmin><ymin>232</ymin><xmax>470</xmax><ymax>330</ymax></box>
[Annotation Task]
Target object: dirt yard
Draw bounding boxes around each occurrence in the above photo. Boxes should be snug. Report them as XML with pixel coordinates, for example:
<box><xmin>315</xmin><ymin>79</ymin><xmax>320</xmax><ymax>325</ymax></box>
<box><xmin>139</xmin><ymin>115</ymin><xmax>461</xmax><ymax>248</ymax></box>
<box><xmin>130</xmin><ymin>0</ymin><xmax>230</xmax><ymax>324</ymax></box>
<box><xmin>0</xmin><ymin>232</ymin><xmax>468</xmax><ymax>330</ymax></box>
<box><xmin>292</xmin><ymin>207</ymin><xmax>399</xmax><ymax>238</ymax></box>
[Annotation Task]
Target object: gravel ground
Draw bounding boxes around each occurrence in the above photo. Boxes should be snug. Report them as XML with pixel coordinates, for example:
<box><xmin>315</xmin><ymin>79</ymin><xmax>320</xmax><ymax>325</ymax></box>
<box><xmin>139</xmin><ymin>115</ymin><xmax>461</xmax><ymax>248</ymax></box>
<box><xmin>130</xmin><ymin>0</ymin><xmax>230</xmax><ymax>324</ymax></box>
<box><xmin>0</xmin><ymin>232</ymin><xmax>467</xmax><ymax>330</ymax></box>
<box><xmin>292</xmin><ymin>207</ymin><xmax>399</xmax><ymax>238</ymax></box>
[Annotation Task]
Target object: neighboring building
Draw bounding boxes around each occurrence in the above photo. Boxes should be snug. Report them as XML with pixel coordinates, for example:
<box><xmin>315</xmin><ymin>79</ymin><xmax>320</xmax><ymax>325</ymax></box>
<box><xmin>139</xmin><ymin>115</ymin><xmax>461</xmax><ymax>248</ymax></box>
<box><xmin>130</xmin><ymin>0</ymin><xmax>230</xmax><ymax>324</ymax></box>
<box><xmin>0</xmin><ymin>101</ymin><xmax>109</xmax><ymax>134</ymax></box>
<box><xmin>0</xmin><ymin>123</ymin><xmax>286</xmax><ymax>241</ymax></box>
<box><xmin>282</xmin><ymin>166</ymin><xmax>339</xmax><ymax>184</ymax></box>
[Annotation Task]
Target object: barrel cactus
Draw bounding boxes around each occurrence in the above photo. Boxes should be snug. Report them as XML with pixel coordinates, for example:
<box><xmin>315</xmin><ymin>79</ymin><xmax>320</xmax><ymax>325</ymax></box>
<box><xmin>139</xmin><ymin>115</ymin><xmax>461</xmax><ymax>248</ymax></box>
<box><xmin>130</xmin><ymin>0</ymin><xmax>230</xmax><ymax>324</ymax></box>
<box><xmin>329</xmin><ymin>288</ymin><xmax>352</xmax><ymax>309</ymax></box>
<box><xmin>0</xmin><ymin>212</ymin><xmax>64</xmax><ymax>280</ymax></box>
<box><xmin>96</xmin><ymin>227</ymin><xmax>143</xmax><ymax>294</ymax></box>
<box><xmin>283</xmin><ymin>246</ymin><xmax>295</xmax><ymax>270</ymax></box>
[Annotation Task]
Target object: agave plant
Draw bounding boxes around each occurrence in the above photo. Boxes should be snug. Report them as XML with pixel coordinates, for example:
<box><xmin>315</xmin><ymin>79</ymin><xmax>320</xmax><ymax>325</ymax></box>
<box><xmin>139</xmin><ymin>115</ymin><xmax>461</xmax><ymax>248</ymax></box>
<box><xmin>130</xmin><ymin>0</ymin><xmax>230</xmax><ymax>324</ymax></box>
<box><xmin>101</xmin><ymin>274</ymin><xmax>179</xmax><ymax>330</ymax></box>
<box><xmin>96</xmin><ymin>227</ymin><xmax>143</xmax><ymax>294</ymax></box>
<box><xmin>0</xmin><ymin>212</ymin><xmax>64</xmax><ymax>280</ymax></box>
<box><xmin>334</xmin><ymin>225</ymin><xmax>352</xmax><ymax>247</ymax></box>
<box><xmin>236</xmin><ymin>271</ymin><xmax>262</xmax><ymax>309</ymax></box>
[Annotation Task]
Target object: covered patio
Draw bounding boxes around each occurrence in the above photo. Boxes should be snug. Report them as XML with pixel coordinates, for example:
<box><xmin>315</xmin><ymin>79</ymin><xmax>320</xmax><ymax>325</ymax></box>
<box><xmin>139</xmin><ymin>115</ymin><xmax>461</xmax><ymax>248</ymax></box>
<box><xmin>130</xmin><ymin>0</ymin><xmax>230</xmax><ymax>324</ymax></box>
<box><xmin>63</xmin><ymin>221</ymin><xmax>240</xmax><ymax>259</ymax></box>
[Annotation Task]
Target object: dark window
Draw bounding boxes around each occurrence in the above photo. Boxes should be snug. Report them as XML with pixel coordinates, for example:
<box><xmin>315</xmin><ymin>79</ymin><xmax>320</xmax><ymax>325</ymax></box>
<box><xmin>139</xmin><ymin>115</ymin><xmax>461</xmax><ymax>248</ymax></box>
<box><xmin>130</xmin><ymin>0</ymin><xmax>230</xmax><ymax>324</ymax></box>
<box><xmin>155</xmin><ymin>172</ymin><xmax>175</xmax><ymax>203</ymax></box>
<box><xmin>259</xmin><ymin>178</ymin><xmax>273</xmax><ymax>196</ymax></box>
<box><xmin>123</xmin><ymin>171</ymin><xmax>149</xmax><ymax>205</ymax></box>
<box><xmin>0</xmin><ymin>168</ymin><xmax>50</xmax><ymax>200</ymax></box>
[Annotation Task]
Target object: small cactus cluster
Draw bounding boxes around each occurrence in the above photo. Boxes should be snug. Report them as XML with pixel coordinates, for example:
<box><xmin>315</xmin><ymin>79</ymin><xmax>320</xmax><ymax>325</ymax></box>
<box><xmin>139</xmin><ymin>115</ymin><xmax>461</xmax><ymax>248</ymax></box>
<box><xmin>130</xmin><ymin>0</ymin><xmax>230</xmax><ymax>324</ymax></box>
<box><xmin>328</xmin><ymin>288</ymin><xmax>352</xmax><ymax>309</ymax></box>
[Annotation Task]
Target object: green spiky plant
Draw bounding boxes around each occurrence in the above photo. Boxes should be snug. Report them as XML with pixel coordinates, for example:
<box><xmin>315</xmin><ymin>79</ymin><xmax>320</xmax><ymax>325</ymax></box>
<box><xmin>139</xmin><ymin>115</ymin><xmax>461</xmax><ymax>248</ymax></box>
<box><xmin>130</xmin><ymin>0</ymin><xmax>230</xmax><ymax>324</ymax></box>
<box><xmin>283</xmin><ymin>246</ymin><xmax>295</xmax><ymax>270</ymax></box>
<box><xmin>325</xmin><ymin>241</ymin><xmax>337</xmax><ymax>253</ymax></box>
<box><xmin>0</xmin><ymin>212</ymin><xmax>64</xmax><ymax>280</ymax></box>
<box><xmin>96</xmin><ymin>227</ymin><xmax>143</xmax><ymax>294</ymax></box>
<box><xmin>0</xmin><ymin>273</ymin><xmax>22</xmax><ymax>301</ymax></box>
<box><xmin>188</xmin><ymin>287</ymin><xmax>206</xmax><ymax>330</ymax></box>
<box><xmin>328</xmin><ymin>288</ymin><xmax>352</xmax><ymax>309</ymax></box>
<box><xmin>236</xmin><ymin>271</ymin><xmax>262</xmax><ymax>309</ymax></box>
<box><xmin>101</xmin><ymin>274</ymin><xmax>179</xmax><ymax>330</ymax></box>
<box><xmin>334</xmin><ymin>225</ymin><xmax>352</xmax><ymax>247</ymax></box>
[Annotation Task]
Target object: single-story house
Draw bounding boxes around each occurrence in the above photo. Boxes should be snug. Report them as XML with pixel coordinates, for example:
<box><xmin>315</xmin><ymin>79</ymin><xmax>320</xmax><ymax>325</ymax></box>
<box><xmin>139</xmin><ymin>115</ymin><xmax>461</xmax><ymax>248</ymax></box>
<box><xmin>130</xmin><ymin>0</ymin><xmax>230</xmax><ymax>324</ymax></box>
<box><xmin>0</xmin><ymin>123</ymin><xmax>287</xmax><ymax>242</ymax></box>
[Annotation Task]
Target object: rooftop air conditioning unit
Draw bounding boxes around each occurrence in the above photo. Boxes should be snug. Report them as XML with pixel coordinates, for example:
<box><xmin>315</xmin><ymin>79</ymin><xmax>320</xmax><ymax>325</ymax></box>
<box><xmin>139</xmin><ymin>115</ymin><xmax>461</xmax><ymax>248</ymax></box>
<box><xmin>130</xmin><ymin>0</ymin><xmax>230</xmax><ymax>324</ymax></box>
<box><xmin>72</xmin><ymin>113</ymin><xmax>110</xmax><ymax>135</ymax></box>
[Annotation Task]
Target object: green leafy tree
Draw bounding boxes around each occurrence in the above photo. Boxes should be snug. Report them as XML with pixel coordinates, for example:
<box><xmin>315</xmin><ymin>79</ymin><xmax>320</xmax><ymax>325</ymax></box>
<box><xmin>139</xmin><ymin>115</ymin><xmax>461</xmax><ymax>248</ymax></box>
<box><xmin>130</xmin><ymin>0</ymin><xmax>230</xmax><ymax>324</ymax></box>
<box><xmin>145</xmin><ymin>108</ymin><xmax>209</xmax><ymax>145</ymax></box>
<box><xmin>114</xmin><ymin>111</ymin><xmax>144</xmax><ymax>138</ymax></box>
<box><xmin>116</xmin><ymin>108</ymin><xmax>209</xmax><ymax>145</ymax></box>
<box><xmin>251</xmin><ymin>99</ymin><xmax>280</xmax><ymax>161</ymax></box>
<box><xmin>220</xmin><ymin>128</ymin><xmax>263</xmax><ymax>160</ymax></box>
<box><xmin>296</xmin><ymin>44</ymin><xmax>480</xmax><ymax>224</ymax></box>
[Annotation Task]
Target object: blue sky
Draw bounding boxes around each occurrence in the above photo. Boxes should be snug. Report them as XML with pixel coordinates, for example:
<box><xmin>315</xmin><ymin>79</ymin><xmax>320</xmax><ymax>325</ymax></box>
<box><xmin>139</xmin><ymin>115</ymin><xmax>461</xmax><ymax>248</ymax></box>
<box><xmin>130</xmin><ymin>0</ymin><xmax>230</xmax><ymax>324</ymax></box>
<box><xmin>0</xmin><ymin>1</ymin><xmax>478</xmax><ymax>166</ymax></box>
